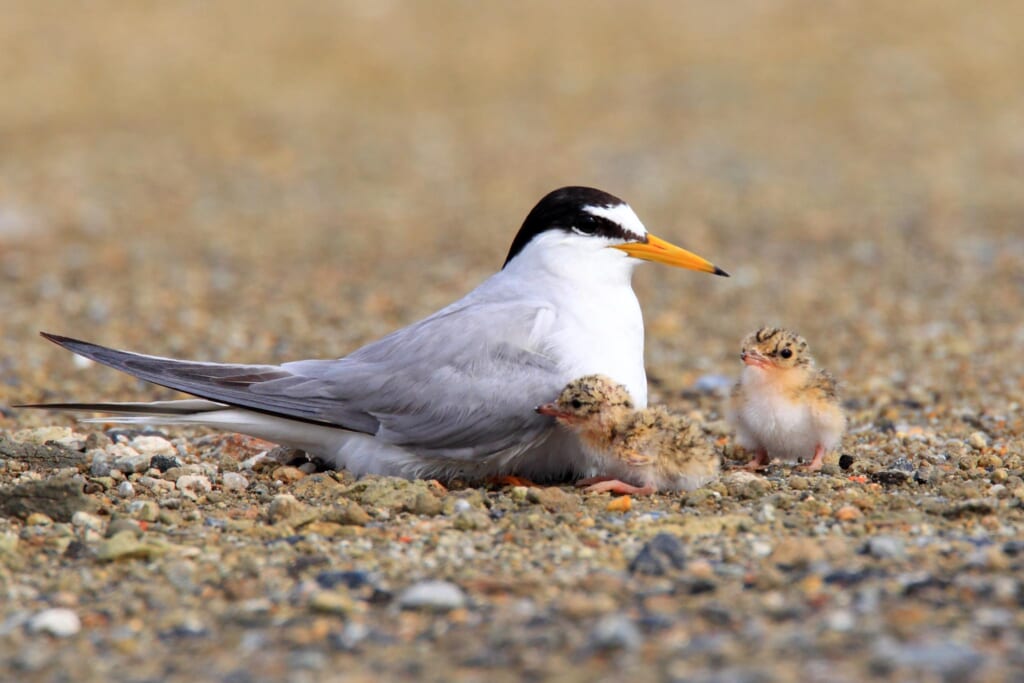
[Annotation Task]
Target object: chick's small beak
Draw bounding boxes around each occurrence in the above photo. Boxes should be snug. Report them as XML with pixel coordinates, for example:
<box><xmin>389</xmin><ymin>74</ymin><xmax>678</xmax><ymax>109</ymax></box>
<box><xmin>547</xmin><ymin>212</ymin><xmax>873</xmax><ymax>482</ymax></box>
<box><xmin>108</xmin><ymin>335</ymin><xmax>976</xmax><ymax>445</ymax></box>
<box><xmin>536</xmin><ymin>403</ymin><xmax>566</xmax><ymax>418</ymax></box>
<box><xmin>742</xmin><ymin>350</ymin><xmax>772</xmax><ymax>369</ymax></box>
<box><xmin>613</xmin><ymin>233</ymin><xmax>728</xmax><ymax>276</ymax></box>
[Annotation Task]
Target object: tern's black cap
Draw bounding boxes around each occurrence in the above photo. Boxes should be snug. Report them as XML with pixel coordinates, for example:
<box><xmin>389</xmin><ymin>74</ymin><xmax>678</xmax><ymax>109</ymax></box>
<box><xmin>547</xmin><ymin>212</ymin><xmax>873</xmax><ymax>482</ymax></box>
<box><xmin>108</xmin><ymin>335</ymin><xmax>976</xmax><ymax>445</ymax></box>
<box><xmin>502</xmin><ymin>186</ymin><xmax>636</xmax><ymax>267</ymax></box>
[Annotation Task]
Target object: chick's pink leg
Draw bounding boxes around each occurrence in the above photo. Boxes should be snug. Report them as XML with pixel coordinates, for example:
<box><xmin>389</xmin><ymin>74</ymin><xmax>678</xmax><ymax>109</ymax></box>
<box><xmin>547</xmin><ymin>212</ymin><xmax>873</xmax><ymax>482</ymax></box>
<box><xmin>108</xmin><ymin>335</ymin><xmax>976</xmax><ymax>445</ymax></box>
<box><xmin>797</xmin><ymin>444</ymin><xmax>826</xmax><ymax>472</ymax></box>
<box><xmin>735</xmin><ymin>448</ymin><xmax>769</xmax><ymax>471</ymax></box>
<box><xmin>575</xmin><ymin>475</ymin><xmax>615</xmax><ymax>487</ymax></box>
<box><xmin>583</xmin><ymin>480</ymin><xmax>656</xmax><ymax>495</ymax></box>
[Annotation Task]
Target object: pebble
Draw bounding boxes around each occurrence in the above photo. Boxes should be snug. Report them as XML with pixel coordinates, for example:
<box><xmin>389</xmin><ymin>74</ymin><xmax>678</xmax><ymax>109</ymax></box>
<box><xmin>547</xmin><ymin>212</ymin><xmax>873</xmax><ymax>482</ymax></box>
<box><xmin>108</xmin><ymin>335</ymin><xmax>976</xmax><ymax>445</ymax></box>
<box><xmin>71</xmin><ymin>511</ymin><xmax>105</xmax><ymax>533</ymax></box>
<box><xmin>267</xmin><ymin>494</ymin><xmax>310</xmax><ymax>524</ymax></box>
<box><xmin>967</xmin><ymin>432</ymin><xmax>989</xmax><ymax>450</ymax></box>
<box><xmin>397</xmin><ymin>581</ymin><xmax>467</xmax><ymax>612</ymax></box>
<box><xmin>588</xmin><ymin>614</ymin><xmax>642</xmax><ymax>651</ymax></box>
<box><xmin>27</xmin><ymin>608</ymin><xmax>81</xmax><ymax>637</ymax></box>
<box><xmin>117</xmin><ymin>481</ymin><xmax>135</xmax><ymax>497</ymax></box>
<box><xmin>221</xmin><ymin>471</ymin><xmax>249</xmax><ymax>492</ymax></box>
<box><xmin>629</xmin><ymin>533</ymin><xmax>687</xmax><ymax>575</ymax></box>
<box><xmin>526</xmin><ymin>486</ymin><xmax>577</xmax><ymax>512</ymax></box>
<box><xmin>109</xmin><ymin>444</ymin><xmax>151</xmax><ymax>474</ymax></box>
<box><xmin>150</xmin><ymin>455</ymin><xmax>182</xmax><ymax>472</ymax></box>
<box><xmin>176</xmin><ymin>475</ymin><xmax>212</xmax><ymax>497</ymax></box>
<box><xmin>864</xmin><ymin>535</ymin><xmax>906</xmax><ymax>560</ymax></box>
<box><xmin>129</xmin><ymin>435</ymin><xmax>176</xmax><ymax>457</ymax></box>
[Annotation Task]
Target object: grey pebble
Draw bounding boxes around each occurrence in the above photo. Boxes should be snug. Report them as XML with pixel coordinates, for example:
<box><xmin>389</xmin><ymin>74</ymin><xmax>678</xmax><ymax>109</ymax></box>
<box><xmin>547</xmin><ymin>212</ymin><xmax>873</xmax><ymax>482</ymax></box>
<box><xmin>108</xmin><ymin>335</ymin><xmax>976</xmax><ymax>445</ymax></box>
<box><xmin>872</xmin><ymin>637</ymin><xmax>983</xmax><ymax>676</ymax></box>
<box><xmin>864</xmin><ymin>536</ymin><xmax>907</xmax><ymax>560</ymax></box>
<box><xmin>589</xmin><ymin>614</ymin><xmax>643</xmax><ymax>651</ymax></box>
<box><xmin>630</xmin><ymin>533</ymin><xmax>687</xmax><ymax>575</ymax></box>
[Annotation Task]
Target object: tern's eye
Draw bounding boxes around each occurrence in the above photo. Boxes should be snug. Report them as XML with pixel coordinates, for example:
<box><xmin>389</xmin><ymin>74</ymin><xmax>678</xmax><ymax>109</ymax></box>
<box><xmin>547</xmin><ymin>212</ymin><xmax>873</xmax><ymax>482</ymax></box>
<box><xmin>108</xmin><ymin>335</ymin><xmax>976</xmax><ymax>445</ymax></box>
<box><xmin>780</xmin><ymin>348</ymin><xmax>793</xmax><ymax>359</ymax></box>
<box><xmin>570</xmin><ymin>399</ymin><xmax>583</xmax><ymax>409</ymax></box>
<box><xmin>571</xmin><ymin>215</ymin><xmax>599</xmax><ymax>236</ymax></box>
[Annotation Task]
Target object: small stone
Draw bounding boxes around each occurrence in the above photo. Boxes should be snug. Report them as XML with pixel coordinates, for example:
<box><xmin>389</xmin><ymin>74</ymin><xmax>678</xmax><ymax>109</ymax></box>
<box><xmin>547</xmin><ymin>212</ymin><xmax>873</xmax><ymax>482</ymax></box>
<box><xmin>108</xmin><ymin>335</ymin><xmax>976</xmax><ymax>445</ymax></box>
<box><xmin>606</xmin><ymin>496</ymin><xmax>632</xmax><ymax>512</ymax></box>
<box><xmin>864</xmin><ymin>535</ymin><xmax>906</xmax><ymax>560</ymax></box>
<box><xmin>71</xmin><ymin>511</ymin><xmax>104</xmax><ymax>533</ymax></box>
<box><xmin>835</xmin><ymin>505</ymin><xmax>862</xmax><ymax>521</ymax></box>
<box><xmin>397</xmin><ymin>581</ymin><xmax>466</xmax><ymax>611</ymax></box>
<box><xmin>129</xmin><ymin>435</ymin><xmax>176</xmax><ymax>457</ymax></box>
<box><xmin>838</xmin><ymin>454</ymin><xmax>855</xmax><ymax>470</ymax></box>
<box><xmin>116</xmin><ymin>481</ymin><xmax>135</xmax><ymax>497</ymax></box>
<box><xmin>309</xmin><ymin>590</ymin><xmax>356</xmax><ymax>615</ymax></box>
<box><xmin>452</xmin><ymin>510</ymin><xmax>490</xmax><ymax>530</ymax></box>
<box><xmin>510</xmin><ymin>486</ymin><xmax>529</xmax><ymax>501</ymax></box>
<box><xmin>409</xmin><ymin>491</ymin><xmax>443</xmax><ymax>516</ymax></box>
<box><xmin>13</xmin><ymin>426</ymin><xmax>74</xmax><ymax>446</ymax></box>
<box><xmin>28</xmin><ymin>608</ymin><xmax>81</xmax><ymax>637</ymax></box>
<box><xmin>127</xmin><ymin>500</ymin><xmax>160</xmax><ymax>522</ymax></box>
<box><xmin>272</xmin><ymin>466</ymin><xmax>307</xmax><ymax>484</ymax></box>
<box><xmin>25</xmin><ymin>512</ymin><xmax>54</xmax><ymax>527</ymax></box>
<box><xmin>629</xmin><ymin>533</ymin><xmax>687</xmax><ymax>575</ymax></box>
<box><xmin>150</xmin><ymin>455</ymin><xmax>181</xmax><ymax>473</ymax></box>
<box><xmin>320</xmin><ymin>500</ymin><xmax>371</xmax><ymax>526</ymax></box>
<box><xmin>221</xmin><ymin>471</ymin><xmax>249</xmax><ymax>492</ymax></box>
<box><xmin>89</xmin><ymin>452</ymin><xmax>112</xmax><ymax>477</ymax></box>
<box><xmin>106</xmin><ymin>518</ymin><xmax>142</xmax><ymax>538</ymax></box>
<box><xmin>176</xmin><ymin>475</ymin><xmax>212</xmax><ymax>496</ymax></box>
<box><xmin>268</xmin><ymin>494</ymin><xmax>309</xmax><ymax>524</ymax></box>
<box><xmin>109</xmin><ymin>444</ymin><xmax>150</xmax><ymax>474</ymax></box>
<box><xmin>526</xmin><ymin>486</ymin><xmax>577</xmax><ymax>512</ymax></box>
<box><xmin>588</xmin><ymin>614</ymin><xmax>642</xmax><ymax>651</ymax></box>
<box><xmin>96</xmin><ymin>530</ymin><xmax>166</xmax><ymax>561</ymax></box>
<box><xmin>967</xmin><ymin>432</ymin><xmax>988</xmax><ymax>450</ymax></box>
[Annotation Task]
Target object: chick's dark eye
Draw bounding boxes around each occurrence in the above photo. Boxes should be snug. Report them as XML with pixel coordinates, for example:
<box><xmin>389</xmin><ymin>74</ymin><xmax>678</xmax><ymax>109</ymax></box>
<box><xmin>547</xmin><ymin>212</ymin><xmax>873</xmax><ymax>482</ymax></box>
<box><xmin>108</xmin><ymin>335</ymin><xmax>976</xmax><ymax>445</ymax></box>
<box><xmin>570</xmin><ymin>399</ymin><xmax>583</xmax><ymax>409</ymax></box>
<box><xmin>780</xmin><ymin>348</ymin><xmax>793</xmax><ymax>359</ymax></box>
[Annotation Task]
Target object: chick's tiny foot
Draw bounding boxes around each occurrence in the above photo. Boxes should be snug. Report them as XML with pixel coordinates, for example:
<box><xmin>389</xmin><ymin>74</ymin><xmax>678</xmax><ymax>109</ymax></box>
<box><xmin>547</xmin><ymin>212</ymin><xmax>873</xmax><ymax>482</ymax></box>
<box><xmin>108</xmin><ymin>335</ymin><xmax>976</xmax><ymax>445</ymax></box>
<box><xmin>795</xmin><ymin>445</ymin><xmax>826</xmax><ymax>472</ymax></box>
<box><xmin>733</xmin><ymin>449</ymin><xmax>770</xmax><ymax>471</ymax></box>
<box><xmin>583</xmin><ymin>480</ymin><xmax>656</xmax><ymax>495</ymax></box>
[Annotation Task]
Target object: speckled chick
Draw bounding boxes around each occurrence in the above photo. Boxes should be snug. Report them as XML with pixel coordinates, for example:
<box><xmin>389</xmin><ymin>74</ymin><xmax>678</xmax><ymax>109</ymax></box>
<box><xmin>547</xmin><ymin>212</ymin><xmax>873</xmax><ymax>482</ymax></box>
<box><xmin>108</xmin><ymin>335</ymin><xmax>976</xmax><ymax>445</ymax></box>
<box><xmin>727</xmin><ymin>327</ymin><xmax>846</xmax><ymax>471</ymax></box>
<box><xmin>536</xmin><ymin>374</ymin><xmax>720</xmax><ymax>494</ymax></box>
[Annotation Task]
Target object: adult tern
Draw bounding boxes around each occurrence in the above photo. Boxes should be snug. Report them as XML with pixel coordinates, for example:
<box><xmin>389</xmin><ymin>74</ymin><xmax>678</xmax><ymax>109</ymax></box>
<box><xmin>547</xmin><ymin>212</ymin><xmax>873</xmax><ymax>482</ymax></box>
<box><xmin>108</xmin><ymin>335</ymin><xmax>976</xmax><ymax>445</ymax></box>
<box><xmin>25</xmin><ymin>186</ymin><xmax>727</xmax><ymax>482</ymax></box>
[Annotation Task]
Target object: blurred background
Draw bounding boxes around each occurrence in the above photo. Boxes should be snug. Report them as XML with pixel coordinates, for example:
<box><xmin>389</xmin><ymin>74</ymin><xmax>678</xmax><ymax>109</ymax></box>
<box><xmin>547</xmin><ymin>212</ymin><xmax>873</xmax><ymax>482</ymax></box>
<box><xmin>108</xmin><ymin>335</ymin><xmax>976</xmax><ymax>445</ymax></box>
<box><xmin>2</xmin><ymin>0</ymin><xmax>1022</xmax><ymax>415</ymax></box>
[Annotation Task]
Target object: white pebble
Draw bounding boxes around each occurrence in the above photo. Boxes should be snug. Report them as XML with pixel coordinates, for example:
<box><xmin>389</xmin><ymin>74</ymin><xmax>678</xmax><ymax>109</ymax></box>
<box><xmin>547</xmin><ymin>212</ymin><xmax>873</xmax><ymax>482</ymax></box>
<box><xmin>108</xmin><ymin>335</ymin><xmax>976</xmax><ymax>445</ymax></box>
<box><xmin>176</xmin><ymin>475</ymin><xmax>212</xmax><ymax>495</ymax></box>
<box><xmin>117</xmin><ymin>481</ymin><xmax>135</xmax><ymax>498</ymax></box>
<box><xmin>70</xmin><ymin>511</ymin><xmax>104</xmax><ymax>533</ymax></box>
<box><xmin>221</xmin><ymin>471</ymin><xmax>249</xmax><ymax>492</ymax></box>
<box><xmin>129</xmin><ymin>435</ymin><xmax>176</xmax><ymax>457</ymax></box>
<box><xmin>397</xmin><ymin>581</ymin><xmax>466</xmax><ymax>611</ymax></box>
<box><xmin>28</xmin><ymin>608</ymin><xmax>81</xmax><ymax>637</ymax></box>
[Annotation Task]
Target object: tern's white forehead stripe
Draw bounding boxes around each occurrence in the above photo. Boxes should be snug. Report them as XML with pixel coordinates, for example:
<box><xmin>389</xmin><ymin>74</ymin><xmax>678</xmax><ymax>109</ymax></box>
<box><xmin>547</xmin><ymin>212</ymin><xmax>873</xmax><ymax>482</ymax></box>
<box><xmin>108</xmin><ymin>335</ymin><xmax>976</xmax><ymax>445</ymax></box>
<box><xmin>582</xmin><ymin>203</ymin><xmax>647</xmax><ymax>238</ymax></box>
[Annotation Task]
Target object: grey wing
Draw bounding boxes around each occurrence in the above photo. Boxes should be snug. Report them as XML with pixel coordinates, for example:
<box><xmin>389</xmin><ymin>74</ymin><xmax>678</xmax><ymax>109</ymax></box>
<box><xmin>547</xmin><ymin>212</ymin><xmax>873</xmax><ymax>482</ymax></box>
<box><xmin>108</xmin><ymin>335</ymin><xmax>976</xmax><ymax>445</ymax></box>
<box><xmin>40</xmin><ymin>299</ymin><xmax>563</xmax><ymax>459</ymax></box>
<box><xmin>279</xmin><ymin>299</ymin><xmax>564</xmax><ymax>458</ymax></box>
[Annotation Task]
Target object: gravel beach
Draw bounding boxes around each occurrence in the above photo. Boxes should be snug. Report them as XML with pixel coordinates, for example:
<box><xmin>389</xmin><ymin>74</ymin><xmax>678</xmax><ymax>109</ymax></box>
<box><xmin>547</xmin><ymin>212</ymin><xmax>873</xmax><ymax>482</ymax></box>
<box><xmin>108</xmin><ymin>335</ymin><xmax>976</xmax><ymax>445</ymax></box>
<box><xmin>2</xmin><ymin>3</ymin><xmax>1023</xmax><ymax>681</ymax></box>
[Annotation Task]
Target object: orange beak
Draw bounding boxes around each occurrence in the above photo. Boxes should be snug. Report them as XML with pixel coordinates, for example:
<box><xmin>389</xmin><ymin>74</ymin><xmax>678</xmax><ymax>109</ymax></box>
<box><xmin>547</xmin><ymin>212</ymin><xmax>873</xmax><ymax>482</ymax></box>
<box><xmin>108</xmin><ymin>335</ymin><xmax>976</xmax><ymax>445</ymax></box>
<box><xmin>613</xmin><ymin>233</ymin><xmax>728</xmax><ymax>276</ymax></box>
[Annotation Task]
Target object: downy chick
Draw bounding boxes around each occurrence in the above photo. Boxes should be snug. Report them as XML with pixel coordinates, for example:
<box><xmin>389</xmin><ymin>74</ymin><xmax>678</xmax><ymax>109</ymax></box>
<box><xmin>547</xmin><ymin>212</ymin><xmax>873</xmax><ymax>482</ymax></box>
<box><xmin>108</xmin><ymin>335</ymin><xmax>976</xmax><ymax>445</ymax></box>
<box><xmin>537</xmin><ymin>374</ymin><xmax>720</xmax><ymax>494</ymax></box>
<box><xmin>727</xmin><ymin>327</ymin><xmax>845</xmax><ymax>471</ymax></box>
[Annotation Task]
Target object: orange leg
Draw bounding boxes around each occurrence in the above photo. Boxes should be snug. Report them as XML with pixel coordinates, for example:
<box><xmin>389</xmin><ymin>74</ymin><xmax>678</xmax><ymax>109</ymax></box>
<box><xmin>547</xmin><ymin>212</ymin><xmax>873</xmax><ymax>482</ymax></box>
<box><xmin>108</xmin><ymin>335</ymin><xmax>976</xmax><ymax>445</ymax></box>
<box><xmin>734</xmin><ymin>448</ymin><xmax>770</xmax><ymax>471</ymax></box>
<box><xmin>583</xmin><ymin>479</ymin><xmax>656</xmax><ymax>496</ymax></box>
<box><xmin>796</xmin><ymin>445</ymin><xmax>826</xmax><ymax>472</ymax></box>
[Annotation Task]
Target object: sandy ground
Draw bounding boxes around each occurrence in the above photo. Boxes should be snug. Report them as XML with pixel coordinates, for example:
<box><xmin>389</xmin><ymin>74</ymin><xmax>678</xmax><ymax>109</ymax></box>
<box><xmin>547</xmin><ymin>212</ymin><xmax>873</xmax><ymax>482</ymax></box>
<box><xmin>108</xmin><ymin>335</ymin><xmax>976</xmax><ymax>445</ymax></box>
<box><xmin>1</xmin><ymin>2</ymin><xmax>1023</xmax><ymax>681</ymax></box>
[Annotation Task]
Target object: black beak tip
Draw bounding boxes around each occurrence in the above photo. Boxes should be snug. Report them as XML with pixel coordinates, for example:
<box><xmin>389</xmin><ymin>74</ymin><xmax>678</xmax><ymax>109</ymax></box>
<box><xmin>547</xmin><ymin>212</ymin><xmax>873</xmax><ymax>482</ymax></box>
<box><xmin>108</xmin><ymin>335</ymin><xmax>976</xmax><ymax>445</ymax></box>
<box><xmin>713</xmin><ymin>266</ymin><xmax>730</xmax><ymax>277</ymax></box>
